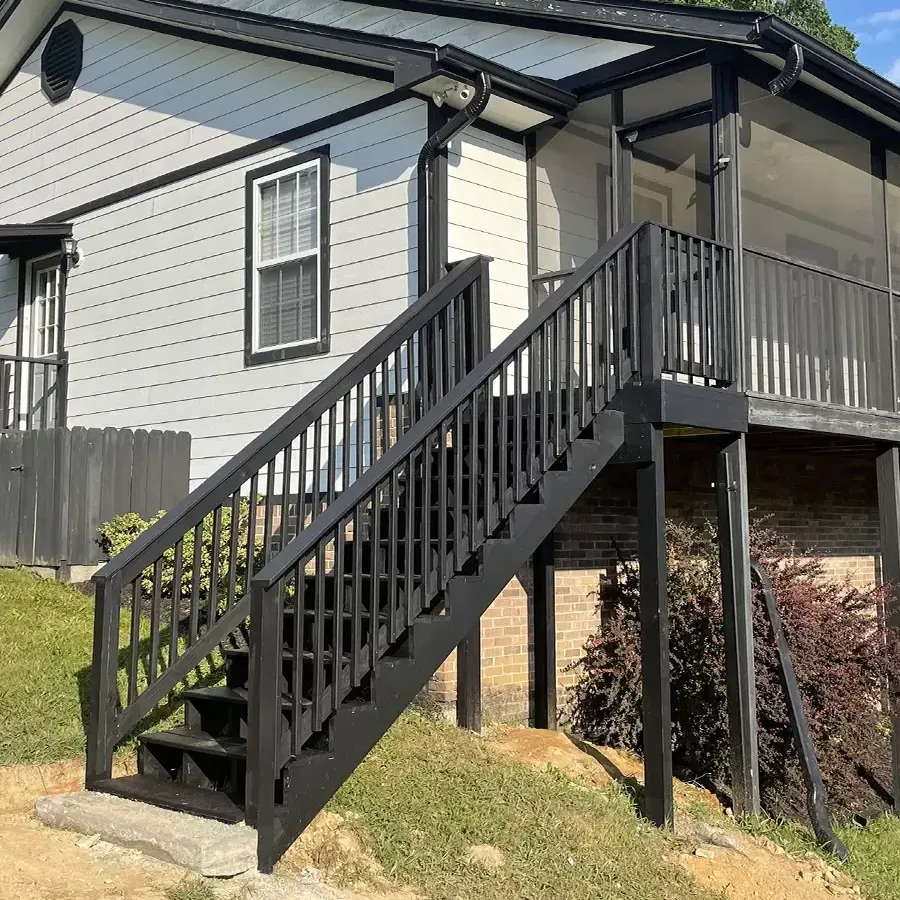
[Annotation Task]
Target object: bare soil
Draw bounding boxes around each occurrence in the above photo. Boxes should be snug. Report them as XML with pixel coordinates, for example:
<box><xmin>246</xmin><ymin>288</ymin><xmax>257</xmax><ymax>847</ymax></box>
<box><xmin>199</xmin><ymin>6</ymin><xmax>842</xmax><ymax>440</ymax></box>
<box><xmin>489</xmin><ymin>726</ymin><xmax>861</xmax><ymax>900</ymax></box>
<box><xmin>0</xmin><ymin>735</ymin><xmax>865</xmax><ymax>900</ymax></box>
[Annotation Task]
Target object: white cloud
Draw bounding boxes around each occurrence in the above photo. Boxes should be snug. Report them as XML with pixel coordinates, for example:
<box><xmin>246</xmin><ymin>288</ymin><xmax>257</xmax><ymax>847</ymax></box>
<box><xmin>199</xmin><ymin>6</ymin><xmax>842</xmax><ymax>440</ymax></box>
<box><xmin>859</xmin><ymin>8</ymin><xmax>900</xmax><ymax>24</ymax></box>
<box><xmin>887</xmin><ymin>57</ymin><xmax>900</xmax><ymax>82</ymax></box>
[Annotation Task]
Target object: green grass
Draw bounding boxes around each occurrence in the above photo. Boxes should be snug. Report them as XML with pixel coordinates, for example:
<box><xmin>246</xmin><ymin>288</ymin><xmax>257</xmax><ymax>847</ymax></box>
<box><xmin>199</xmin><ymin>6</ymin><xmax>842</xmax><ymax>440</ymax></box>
<box><xmin>329</xmin><ymin>712</ymin><xmax>719</xmax><ymax>900</ymax></box>
<box><xmin>165</xmin><ymin>877</ymin><xmax>218</xmax><ymax>900</ymax></box>
<box><xmin>0</xmin><ymin>567</ymin><xmax>220</xmax><ymax>765</ymax></box>
<box><xmin>0</xmin><ymin>569</ymin><xmax>97</xmax><ymax>763</ymax></box>
<box><xmin>745</xmin><ymin>814</ymin><xmax>900</xmax><ymax>900</ymax></box>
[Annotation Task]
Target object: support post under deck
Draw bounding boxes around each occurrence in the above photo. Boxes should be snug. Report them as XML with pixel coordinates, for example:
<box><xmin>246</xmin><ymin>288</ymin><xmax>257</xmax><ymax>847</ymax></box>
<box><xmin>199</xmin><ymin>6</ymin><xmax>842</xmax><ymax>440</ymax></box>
<box><xmin>637</xmin><ymin>425</ymin><xmax>673</xmax><ymax>827</ymax></box>
<box><xmin>716</xmin><ymin>433</ymin><xmax>760</xmax><ymax>817</ymax></box>
<box><xmin>533</xmin><ymin>530</ymin><xmax>557</xmax><ymax>729</ymax></box>
<box><xmin>876</xmin><ymin>445</ymin><xmax>900</xmax><ymax>812</ymax></box>
<box><xmin>457</xmin><ymin>623</ymin><xmax>482</xmax><ymax>732</ymax></box>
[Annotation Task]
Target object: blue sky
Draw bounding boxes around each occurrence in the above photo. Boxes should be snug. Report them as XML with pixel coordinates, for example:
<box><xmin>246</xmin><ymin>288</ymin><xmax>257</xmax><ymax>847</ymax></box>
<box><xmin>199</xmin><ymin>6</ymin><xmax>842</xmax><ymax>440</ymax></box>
<box><xmin>830</xmin><ymin>0</ymin><xmax>900</xmax><ymax>81</ymax></box>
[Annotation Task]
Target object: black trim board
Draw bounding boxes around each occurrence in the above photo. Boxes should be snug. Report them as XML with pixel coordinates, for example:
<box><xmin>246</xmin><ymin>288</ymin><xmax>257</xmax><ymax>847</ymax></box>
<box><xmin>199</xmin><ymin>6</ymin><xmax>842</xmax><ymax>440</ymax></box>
<box><xmin>610</xmin><ymin>381</ymin><xmax>749</xmax><ymax>432</ymax></box>
<box><xmin>243</xmin><ymin>147</ymin><xmax>331</xmax><ymax>367</ymax></box>
<box><xmin>41</xmin><ymin>91</ymin><xmax>416</xmax><ymax>224</ymax></box>
<box><xmin>65</xmin><ymin>0</ymin><xmax>437</xmax><ymax>76</ymax></box>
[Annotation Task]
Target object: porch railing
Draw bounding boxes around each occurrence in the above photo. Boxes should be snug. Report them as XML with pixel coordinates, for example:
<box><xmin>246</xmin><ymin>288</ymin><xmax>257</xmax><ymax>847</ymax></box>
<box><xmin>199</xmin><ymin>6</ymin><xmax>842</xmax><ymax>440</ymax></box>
<box><xmin>661</xmin><ymin>228</ymin><xmax>736</xmax><ymax>385</ymax></box>
<box><xmin>0</xmin><ymin>352</ymin><xmax>67</xmax><ymax>430</ymax></box>
<box><xmin>744</xmin><ymin>249</ymin><xmax>894</xmax><ymax>411</ymax></box>
<box><xmin>86</xmin><ymin>256</ymin><xmax>491</xmax><ymax>781</ymax></box>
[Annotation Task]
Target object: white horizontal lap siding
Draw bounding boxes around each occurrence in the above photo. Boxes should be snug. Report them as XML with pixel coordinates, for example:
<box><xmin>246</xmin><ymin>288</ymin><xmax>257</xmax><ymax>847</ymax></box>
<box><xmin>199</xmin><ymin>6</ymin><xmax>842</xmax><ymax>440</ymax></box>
<box><xmin>446</xmin><ymin>130</ymin><xmax>528</xmax><ymax>349</ymax></box>
<box><xmin>0</xmin><ymin>13</ymin><xmax>393</xmax><ymax>222</ymax></box>
<box><xmin>202</xmin><ymin>0</ymin><xmax>651</xmax><ymax>77</ymax></box>
<box><xmin>0</xmin><ymin>260</ymin><xmax>18</xmax><ymax>355</ymax></box>
<box><xmin>62</xmin><ymin>98</ymin><xmax>426</xmax><ymax>488</ymax></box>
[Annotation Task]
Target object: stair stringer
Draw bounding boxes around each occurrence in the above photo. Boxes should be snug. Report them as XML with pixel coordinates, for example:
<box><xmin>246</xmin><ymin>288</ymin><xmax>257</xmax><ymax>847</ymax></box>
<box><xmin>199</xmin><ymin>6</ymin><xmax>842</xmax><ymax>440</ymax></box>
<box><xmin>263</xmin><ymin>410</ymin><xmax>625</xmax><ymax>868</ymax></box>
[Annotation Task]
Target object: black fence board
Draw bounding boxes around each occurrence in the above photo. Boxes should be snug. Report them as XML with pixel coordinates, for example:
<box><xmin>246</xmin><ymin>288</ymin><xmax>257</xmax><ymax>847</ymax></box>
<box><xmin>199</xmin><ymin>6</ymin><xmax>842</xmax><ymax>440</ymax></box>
<box><xmin>0</xmin><ymin>427</ymin><xmax>191</xmax><ymax>569</ymax></box>
<box><xmin>17</xmin><ymin>431</ymin><xmax>39</xmax><ymax>566</ymax></box>
<box><xmin>145</xmin><ymin>429</ymin><xmax>164</xmax><ymax>516</ymax></box>
<box><xmin>31</xmin><ymin>430</ymin><xmax>59</xmax><ymax>566</ymax></box>
<box><xmin>131</xmin><ymin>429</ymin><xmax>150</xmax><ymax>519</ymax></box>
<box><xmin>0</xmin><ymin>432</ymin><xmax>23</xmax><ymax>566</ymax></box>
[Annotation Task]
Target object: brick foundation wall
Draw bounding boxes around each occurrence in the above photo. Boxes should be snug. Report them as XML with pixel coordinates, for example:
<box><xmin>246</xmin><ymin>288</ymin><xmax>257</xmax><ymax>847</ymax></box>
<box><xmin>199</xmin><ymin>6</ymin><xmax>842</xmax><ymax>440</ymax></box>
<box><xmin>425</xmin><ymin>433</ymin><xmax>883</xmax><ymax>724</ymax></box>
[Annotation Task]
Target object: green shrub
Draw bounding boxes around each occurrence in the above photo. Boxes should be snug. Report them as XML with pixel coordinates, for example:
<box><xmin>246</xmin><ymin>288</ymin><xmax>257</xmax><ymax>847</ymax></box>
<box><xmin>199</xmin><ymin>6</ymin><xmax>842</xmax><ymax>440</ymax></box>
<box><xmin>569</xmin><ymin>520</ymin><xmax>900</xmax><ymax>821</ymax></box>
<box><xmin>97</xmin><ymin>503</ymin><xmax>265</xmax><ymax>609</ymax></box>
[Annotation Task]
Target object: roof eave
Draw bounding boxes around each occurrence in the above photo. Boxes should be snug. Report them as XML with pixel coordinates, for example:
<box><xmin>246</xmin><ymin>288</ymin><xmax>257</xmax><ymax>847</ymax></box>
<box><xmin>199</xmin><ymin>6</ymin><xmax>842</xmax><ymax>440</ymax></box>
<box><xmin>751</xmin><ymin>17</ymin><xmax>900</xmax><ymax>128</ymax></box>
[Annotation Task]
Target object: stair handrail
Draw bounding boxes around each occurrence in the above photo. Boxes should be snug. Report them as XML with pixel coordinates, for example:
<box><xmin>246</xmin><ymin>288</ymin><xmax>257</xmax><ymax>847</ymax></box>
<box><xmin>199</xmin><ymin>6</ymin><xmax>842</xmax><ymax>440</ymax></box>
<box><xmin>86</xmin><ymin>255</ymin><xmax>491</xmax><ymax>783</ymax></box>
<box><xmin>250</xmin><ymin>220</ymin><xmax>648</xmax><ymax>593</ymax></box>
<box><xmin>92</xmin><ymin>256</ymin><xmax>490</xmax><ymax>589</ymax></box>
<box><xmin>246</xmin><ymin>220</ymin><xmax>668</xmax><ymax>837</ymax></box>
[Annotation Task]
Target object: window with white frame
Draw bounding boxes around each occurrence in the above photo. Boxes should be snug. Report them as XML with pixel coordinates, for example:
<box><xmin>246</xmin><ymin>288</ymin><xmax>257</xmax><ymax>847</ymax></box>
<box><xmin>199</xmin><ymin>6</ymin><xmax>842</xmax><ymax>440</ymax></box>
<box><xmin>246</xmin><ymin>149</ymin><xmax>329</xmax><ymax>364</ymax></box>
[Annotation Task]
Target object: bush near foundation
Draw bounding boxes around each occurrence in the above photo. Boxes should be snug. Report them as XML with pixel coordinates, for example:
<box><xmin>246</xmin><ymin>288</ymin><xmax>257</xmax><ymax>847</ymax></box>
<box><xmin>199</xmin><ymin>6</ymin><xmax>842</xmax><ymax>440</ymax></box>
<box><xmin>569</xmin><ymin>520</ymin><xmax>900</xmax><ymax>820</ymax></box>
<box><xmin>97</xmin><ymin>504</ymin><xmax>264</xmax><ymax>609</ymax></box>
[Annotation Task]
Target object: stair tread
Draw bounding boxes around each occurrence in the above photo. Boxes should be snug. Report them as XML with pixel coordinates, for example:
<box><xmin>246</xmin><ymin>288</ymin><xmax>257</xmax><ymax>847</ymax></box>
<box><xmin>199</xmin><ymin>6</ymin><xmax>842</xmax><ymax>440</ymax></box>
<box><xmin>91</xmin><ymin>774</ymin><xmax>245</xmax><ymax>824</ymax></box>
<box><xmin>284</xmin><ymin>608</ymin><xmax>387</xmax><ymax>623</ymax></box>
<box><xmin>224</xmin><ymin>646</ymin><xmax>350</xmax><ymax>664</ymax></box>
<box><xmin>140</xmin><ymin>726</ymin><xmax>247</xmax><ymax>759</ymax></box>
<box><xmin>182</xmin><ymin>685</ymin><xmax>310</xmax><ymax>710</ymax></box>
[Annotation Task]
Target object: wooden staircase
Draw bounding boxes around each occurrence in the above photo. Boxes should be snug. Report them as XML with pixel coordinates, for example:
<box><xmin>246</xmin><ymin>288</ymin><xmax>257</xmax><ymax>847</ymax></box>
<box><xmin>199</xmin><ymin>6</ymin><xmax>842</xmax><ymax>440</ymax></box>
<box><xmin>86</xmin><ymin>222</ymin><xmax>732</xmax><ymax>871</ymax></box>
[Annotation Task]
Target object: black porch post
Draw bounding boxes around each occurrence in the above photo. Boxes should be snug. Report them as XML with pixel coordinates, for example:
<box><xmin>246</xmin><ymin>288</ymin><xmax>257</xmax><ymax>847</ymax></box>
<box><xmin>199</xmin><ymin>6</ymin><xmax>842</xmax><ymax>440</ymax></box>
<box><xmin>637</xmin><ymin>424</ymin><xmax>673</xmax><ymax>827</ymax></box>
<box><xmin>716</xmin><ymin>433</ymin><xmax>760</xmax><ymax>817</ymax></box>
<box><xmin>533</xmin><ymin>530</ymin><xmax>557</xmax><ymax>729</ymax></box>
<box><xmin>876</xmin><ymin>445</ymin><xmax>900</xmax><ymax>811</ymax></box>
<box><xmin>457</xmin><ymin>622</ymin><xmax>482</xmax><ymax>732</ymax></box>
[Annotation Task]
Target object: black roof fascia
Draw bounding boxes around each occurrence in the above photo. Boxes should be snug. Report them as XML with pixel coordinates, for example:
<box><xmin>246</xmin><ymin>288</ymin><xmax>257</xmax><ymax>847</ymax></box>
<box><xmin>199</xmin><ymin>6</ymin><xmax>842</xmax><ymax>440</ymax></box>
<box><xmin>336</xmin><ymin>0</ymin><xmax>761</xmax><ymax>43</ymax></box>
<box><xmin>0</xmin><ymin>223</ymin><xmax>72</xmax><ymax>258</ymax></box>
<box><xmin>0</xmin><ymin>0</ymin><xmax>22</xmax><ymax>31</ymax></box>
<box><xmin>66</xmin><ymin>0</ymin><xmax>436</xmax><ymax>75</ymax></box>
<box><xmin>752</xmin><ymin>17</ymin><xmax>900</xmax><ymax>126</ymax></box>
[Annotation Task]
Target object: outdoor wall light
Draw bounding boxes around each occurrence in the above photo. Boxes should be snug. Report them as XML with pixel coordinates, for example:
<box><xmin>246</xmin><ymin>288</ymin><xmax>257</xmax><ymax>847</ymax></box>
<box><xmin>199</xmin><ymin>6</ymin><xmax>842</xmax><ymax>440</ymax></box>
<box><xmin>62</xmin><ymin>236</ymin><xmax>81</xmax><ymax>271</ymax></box>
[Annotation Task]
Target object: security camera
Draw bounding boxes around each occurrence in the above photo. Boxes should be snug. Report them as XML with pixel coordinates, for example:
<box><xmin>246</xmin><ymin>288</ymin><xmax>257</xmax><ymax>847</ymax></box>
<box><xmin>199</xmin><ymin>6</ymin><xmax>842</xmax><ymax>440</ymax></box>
<box><xmin>457</xmin><ymin>85</ymin><xmax>472</xmax><ymax>102</ymax></box>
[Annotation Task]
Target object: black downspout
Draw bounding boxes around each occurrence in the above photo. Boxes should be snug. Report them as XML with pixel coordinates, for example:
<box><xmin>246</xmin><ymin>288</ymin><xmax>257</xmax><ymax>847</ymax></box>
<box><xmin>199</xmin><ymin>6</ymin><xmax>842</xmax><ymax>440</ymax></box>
<box><xmin>417</xmin><ymin>72</ymin><xmax>491</xmax><ymax>295</ymax></box>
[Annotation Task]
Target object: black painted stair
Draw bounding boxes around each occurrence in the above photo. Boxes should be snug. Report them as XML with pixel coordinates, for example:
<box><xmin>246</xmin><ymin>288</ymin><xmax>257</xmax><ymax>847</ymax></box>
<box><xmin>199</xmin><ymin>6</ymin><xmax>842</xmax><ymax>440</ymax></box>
<box><xmin>95</xmin><ymin>404</ymin><xmax>623</xmax><ymax>829</ymax></box>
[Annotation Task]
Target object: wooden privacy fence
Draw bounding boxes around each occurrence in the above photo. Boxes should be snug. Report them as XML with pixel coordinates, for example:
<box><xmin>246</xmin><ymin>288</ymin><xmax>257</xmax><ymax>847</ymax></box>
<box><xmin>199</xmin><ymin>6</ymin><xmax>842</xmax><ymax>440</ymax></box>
<box><xmin>0</xmin><ymin>427</ymin><xmax>191</xmax><ymax>569</ymax></box>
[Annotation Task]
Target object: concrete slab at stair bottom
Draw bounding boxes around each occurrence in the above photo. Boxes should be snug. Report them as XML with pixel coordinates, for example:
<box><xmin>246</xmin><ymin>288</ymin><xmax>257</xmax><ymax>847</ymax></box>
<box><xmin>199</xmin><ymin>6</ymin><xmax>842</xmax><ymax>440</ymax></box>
<box><xmin>35</xmin><ymin>791</ymin><xmax>257</xmax><ymax>877</ymax></box>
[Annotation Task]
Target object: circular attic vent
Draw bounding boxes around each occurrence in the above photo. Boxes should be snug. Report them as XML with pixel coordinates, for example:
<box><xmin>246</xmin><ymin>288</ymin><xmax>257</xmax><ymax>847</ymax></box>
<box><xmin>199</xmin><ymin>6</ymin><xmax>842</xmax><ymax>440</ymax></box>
<box><xmin>41</xmin><ymin>20</ymin><xmax>83</xmax><ymax>104</ymax></box>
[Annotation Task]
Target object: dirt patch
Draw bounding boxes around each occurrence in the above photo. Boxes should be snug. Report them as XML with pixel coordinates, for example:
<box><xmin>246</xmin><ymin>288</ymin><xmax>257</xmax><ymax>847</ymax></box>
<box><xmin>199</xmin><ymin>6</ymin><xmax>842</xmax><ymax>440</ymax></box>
<box><xmin>487</xmin><ymin>727</ymin><xmax>861</xmax><ymax>900</ymax></box>
<box><xmin>278</xmin><ymin>810</ymin><xmax>416</xmax><ymax>899</ymax></box>
<box><xmin>0</xmin><ymin>813</ymin><xmax>176</xmax><ymax>900</ymax></box>
<box><xmin>0</xmin><ymin>757</ymin><xmax>136</xmax><ymax>814</ymax></box>
<box><xmin>488</xmin><ymin>727</ymin><xmax>720</xmax><ymax>814</ymax></box>
<box><xmin>678</xmin><ymin>836</ymin><xmax>859</xmax><ymax>900</ymax></box>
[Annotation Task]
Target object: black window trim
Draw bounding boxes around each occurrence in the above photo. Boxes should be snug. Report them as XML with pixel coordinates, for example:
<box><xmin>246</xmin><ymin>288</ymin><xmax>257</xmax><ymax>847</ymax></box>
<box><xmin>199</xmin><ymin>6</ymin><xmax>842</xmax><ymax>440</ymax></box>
<box><xmin>244</xmin><ymin>146</ymin><xmax>331</xmax><ymax>367</ymax></box>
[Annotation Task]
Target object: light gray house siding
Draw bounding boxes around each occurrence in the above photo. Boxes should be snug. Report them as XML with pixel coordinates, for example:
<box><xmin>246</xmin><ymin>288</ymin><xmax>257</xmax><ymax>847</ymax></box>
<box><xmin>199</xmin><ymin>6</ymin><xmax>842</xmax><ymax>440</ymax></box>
<box><xmin>0</xmin><ymin>13</ymin><xmax>426</xmax><ymax>487</ymax></box>
<box><xmin>447</xmin><ymin>130</ymin><xmax>529</xmax><ymax>348</ymax></box>
<box><xmin>0</xmin><ymin>12</ymin><xmax>394</xmax><ymax>222</ymax></box>
<box><xmin>205</xmin><ymin>0</ymin><xmax>652</xmax><ymax>79</ymax></box>
<box><xmin>62</xmin><ymin>96</ymin><xmax>425</xmax><ymax>487</ymax></box>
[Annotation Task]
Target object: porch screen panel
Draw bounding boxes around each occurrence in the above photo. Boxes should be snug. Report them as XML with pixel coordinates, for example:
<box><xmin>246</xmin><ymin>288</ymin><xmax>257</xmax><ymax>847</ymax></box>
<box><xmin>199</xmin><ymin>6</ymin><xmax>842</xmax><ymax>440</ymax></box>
<box><xmin>739</xmin><ymin>80</ymin><xmax>891</xmax><ymax>409</ymax></box>
<box><xmin>533</xmin><ymin>95</ymin><xmax>612</xmax><ymax>307</ymax></box>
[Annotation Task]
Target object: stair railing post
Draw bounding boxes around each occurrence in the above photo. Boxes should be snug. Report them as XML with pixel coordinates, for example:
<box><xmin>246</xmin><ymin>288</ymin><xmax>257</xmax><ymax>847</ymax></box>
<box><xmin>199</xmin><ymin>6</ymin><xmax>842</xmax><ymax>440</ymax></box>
<box><xmin>86</xmin><ymin>572</ymin><xmax>122</xmax><ymax>785</ymax></box>
<box><xmin>637</xmin><ymin>223</ymin><xmax>664</xmax><ymax>384</ymax></box>
<box><xmin>247</xmin><ymin>577</ymin><xmax>283</xmax><ymax>869</ymax></box>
